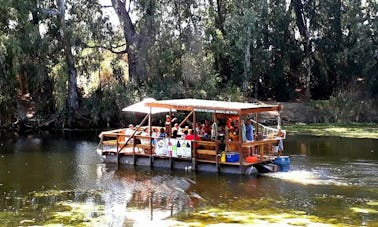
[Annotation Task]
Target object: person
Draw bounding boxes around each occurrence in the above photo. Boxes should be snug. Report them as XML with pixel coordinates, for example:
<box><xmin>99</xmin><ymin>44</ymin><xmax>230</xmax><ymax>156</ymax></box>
<box><xmin>124</xmin><ymin>124</ymin><xmax>135</xmax><ymax>143</ymax></box>
<box><xmin>200</xmin><ymin>124</ymin><xmax>206</xmax><ymax>136</ymax></box>
<box><xmin>243</xmin><ymin>119</ymin><xmax>254</xmax><ymax>155</ymax></box>
<box><xmin>125</xmin><ymin>124</ymin><xmax>135</xmax><ymax>135</ymax></box>
<box><xmin>195</xmin><ymin>122</ymin><xmax>202</xmax><ymax>135</ymax></box>
<box><xmin>151</xmin><ymin>128</ymin><xmax>159</xmax><ymax>145</ymax></box>
<box><xmin>171</xmin><ymin>129</ymin><xmax>179</xmax><ymax>138</ymax></box>
<box><xmin>245</xmin><ymin>119</ymin><xmax>254</xmax><ymax>142</ymax></box>
<box><xmin>203</xmin><ymin>119</ymin><xmax>211</xmax><ymax>136</ymax></box>
<box><xmin>165</xmin><ymin>115</ymin><xmax>177</xmax><ymax>137</ymax></box>
<box><xmin>242</xmin><ymin>120</ymin><xmax>246</xmax><ymax>142</ymax></box>
<box><xmin>185</xmin><ymin>129</ymin><xmax>201</xmax><ymax>148</ymax></box>
<box><xmin>172</xmin><ymin>123</ymin><xmax>182</xmax><ymax>135</ymax></box>
<box><xmin>276</xmin><ymin>129</ymin><xmax>284</xmax><ymax>152</ymax></box>
<box><xmin>227</xmin><ymin>126</ymin><xmax>239</xmax><ymax>151</ymax></box>
<box><xmin>165</xmin><ymin>115</ymin><xmax>172</xmax><ymax>137</ymax></box>
<box><xmin>182</xmin><ymin>129</ymin><xmax>189</xmax><ymax>139</ymax></box>
<box><xmin>151</xmin><ymin>128</ymin><xmax>159</xmax><ymax>138</ymax></box>
<box><xmin>140</xmin><ymin>128</ymin><xmax>150</xmax><ymax>144</ymax></box>
<box><xmin>185</xmin><ymin>129</ymin><xmax>201</xmax><ymax>141</ymax></box>
<box><xmin>211</xmin><ymin>119</ymin><xmax>218</xmax><ymax>140</ymax></box>
<box><xmin>159</xmin><ymin>127</ymin><xmax>167</xmax><ymax>138</ymax></box>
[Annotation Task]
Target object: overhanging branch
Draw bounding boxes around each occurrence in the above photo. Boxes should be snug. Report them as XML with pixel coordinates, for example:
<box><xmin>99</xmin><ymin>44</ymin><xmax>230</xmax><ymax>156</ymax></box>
<box><xmin>83</xmin><ymin>43</ymin><xmax>127</xmax><ymax>54</ymax></box>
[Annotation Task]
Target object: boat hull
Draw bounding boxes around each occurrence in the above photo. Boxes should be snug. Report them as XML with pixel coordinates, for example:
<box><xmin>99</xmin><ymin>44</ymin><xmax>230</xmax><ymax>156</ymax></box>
<box><xmin>100</xmin><ymin>153</ymin><xmax>288</xmax><ymax>175</ymax></box>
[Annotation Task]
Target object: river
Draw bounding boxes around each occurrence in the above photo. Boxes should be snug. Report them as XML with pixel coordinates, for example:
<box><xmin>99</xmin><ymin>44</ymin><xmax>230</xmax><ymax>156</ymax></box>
<box><xmin>0</xmin><ymin>131</ymin><xmax>377</xmax><ymax>226</ymax></box>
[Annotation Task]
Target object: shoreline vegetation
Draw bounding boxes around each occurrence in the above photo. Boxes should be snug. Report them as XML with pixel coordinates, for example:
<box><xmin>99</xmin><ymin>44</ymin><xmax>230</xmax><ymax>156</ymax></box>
<box><xmin>285</xmin><ymin>123</ymin><xmax>378</xmax><ymax>139</ymax></box>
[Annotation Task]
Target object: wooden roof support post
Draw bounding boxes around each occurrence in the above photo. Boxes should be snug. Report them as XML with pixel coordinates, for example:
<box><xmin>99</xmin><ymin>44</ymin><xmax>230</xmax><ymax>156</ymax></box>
<box><xmin>192</xmin><ymin>111</ymin><xmax>197</xmax><ymax>171</ymax></box>
<box><xmin>213</xmin><ymin>113</ymin><xmax>220</xmax><ymax>173</ymax></box>
<box><xmin>238</xmin><ymin>116</ymin><xmax>243</xmax><ymax>174</ymax></box>
<box><xmin>148</xmin><ymin>110</ymin><xmax>153</xmax><ymax>166</ymax></box>
<box><xmin>255</xmin><ymin>113</ymin><xmax>259</xmax><ymax>135</ymax></box>
<box><xmin>166</xmin><ymin>110</ymin><xmax>173</xmax><ymax>138</ymax></box>
<box><xmin>169</xmin><ymin>108</ymin><xmax>173</xmax><ymax>169</ymax></box>
<box><xmin>117</xmin><ymin>137</ymin><xmax>120</xmax><ymax>166</ymax></box>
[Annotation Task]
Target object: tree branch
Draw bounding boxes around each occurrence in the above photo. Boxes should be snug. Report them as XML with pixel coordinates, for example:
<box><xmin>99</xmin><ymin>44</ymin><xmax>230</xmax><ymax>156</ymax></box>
<box><xmin>91</xmin><ymin>2</ymin><xmax>116</xmax><ymax>9</ymax></box>
<box><xmin>83</xmin><ymin>43</ymin><xmax>127</xmax><ymax>54</ymax></box>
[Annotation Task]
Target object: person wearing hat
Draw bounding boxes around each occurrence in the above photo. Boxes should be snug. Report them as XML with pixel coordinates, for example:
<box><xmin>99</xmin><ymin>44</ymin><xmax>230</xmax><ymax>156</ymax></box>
<box><xmin>165</xmin><ymin>115</ymin><xmax>177</xmax><ymax>137</ymax></box>
<box><xmin>165</xmin><ymin>115</ymin><xmax>171</xmax><ymax>137</ymax></box>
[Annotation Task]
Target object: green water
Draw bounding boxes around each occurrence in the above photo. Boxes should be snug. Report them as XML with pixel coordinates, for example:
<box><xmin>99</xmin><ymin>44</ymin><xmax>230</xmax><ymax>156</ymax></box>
<box><xmin>0</xmin><ymin>132</ymin><xmax>377</xmax><ymax>226</ymax></box>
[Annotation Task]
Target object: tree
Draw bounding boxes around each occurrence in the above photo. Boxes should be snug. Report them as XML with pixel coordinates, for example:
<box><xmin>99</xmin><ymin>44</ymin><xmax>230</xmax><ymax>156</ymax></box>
<box><xmin>291</xmin><ymin>0</ymin><xmax>313</xmax><ymax>100</ymax></box>
<box><xmin>207</xmin><ymin>0</ymin><xmax>232</xmax><ymax>84</ymax></box>
<box><xmin>0</xmin><ymin>0</ymin><xmax>55</xmax><ymax>126</ymax></box>
<box><xmin>109</xmin><ymin>0</ymin><xmax>158</xmax><ymax>84</ymax></box>
<box><xmin>57</xmin><ymin>0</ymin><xmax>79</xmax><ymax>113</ymax></box>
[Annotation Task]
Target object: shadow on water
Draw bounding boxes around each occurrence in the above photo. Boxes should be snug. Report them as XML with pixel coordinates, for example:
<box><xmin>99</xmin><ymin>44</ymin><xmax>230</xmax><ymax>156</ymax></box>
<box><xmin>0</xmin><ymin>132</ymin><xmax>377</xmax><ymax>226</ymax></box>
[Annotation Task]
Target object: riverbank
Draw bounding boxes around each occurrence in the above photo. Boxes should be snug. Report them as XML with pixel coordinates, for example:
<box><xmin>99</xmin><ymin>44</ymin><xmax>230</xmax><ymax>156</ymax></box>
<box><xmin>284</xmin><ymin>123</ymin><xmax>378</xmax><ymax>139</ymax></box>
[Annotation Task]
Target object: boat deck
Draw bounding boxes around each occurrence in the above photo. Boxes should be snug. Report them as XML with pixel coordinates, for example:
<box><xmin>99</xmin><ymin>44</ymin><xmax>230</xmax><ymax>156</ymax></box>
<box><xmin>98</xmin><ymin>129</ymin><xmax>283</xmax><ymax>174</ymax></box>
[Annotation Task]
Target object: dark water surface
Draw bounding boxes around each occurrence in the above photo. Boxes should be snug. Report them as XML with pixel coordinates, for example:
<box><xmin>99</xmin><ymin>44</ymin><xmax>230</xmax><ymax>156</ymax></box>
<box><xmin>0</xmin><ymin>132</ymin><xmax>377</xmax><ymax>226</ymax></box>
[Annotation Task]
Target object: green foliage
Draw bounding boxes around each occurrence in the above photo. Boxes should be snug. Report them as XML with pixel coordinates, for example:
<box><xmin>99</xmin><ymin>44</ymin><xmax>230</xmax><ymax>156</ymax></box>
<box><xmin>216</xmin><ymin>83</ymin><xmax>245</xmax><ymax>102</ymax></box>
<box><xmin>0</xmin><ymin>31</ymin><xmax>17</xmax><ymax>124</ymax></box>
<box><xmin>81</xmin><ymin>82</ymin><xmax>141</xmax><ymax>127</ymax></box>
<box><xmin>1</xmin><ymin>0</ymin><xmax>378</xmax><ymax>128</ymax></box>
<box><xmin>311</xmin><ymin>88</ymin><xmax>378</xmax><ymax>123</ymax></box>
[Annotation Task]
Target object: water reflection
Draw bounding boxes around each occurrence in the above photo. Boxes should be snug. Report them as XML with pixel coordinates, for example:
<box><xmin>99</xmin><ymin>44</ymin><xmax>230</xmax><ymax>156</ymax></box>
<box><xmin>94</xmin><ymin>165</ymin><xmax>194</xmax><ymax>226</ymax></box>
<box><xmin>0</xmin><ymin>132</ymin><xmax>377</xmax><ymax>226</ymax></box>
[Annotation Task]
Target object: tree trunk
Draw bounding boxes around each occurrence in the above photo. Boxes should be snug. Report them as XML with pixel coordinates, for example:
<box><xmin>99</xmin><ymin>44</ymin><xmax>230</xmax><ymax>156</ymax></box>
<box><xmin>243</xmin><ymin>26</ymin><xmax>251</xmax><ymax>93</ymax></box>
<box><xmin>210</xmin><ymin>0</ymin><xmax>231</xmax><ymax>83</ymax></box>
<box><xmin>292</xmin><ymin>0</ymin><xmax>312</xmax><ymax>100</ymax></box>
<box><xmin>57</xmin><ymin>0</ymin><xmax>79</xmax><ymax>112</ymax></box>
<box><xmin>111</xmin><ymin>0</ymin><xmax>148</xmax><ymax>84</ymax></box>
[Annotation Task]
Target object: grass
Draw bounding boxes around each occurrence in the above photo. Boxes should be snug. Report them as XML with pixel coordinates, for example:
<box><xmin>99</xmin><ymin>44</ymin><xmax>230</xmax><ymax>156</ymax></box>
<box><xmin>284</xmin><ymin>123</ymin><xmax>378</xmax><ymax>139</ymax></box>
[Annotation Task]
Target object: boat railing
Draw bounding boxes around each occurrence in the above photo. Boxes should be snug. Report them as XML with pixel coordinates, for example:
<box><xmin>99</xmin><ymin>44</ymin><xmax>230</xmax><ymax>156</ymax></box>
<box><xmin>251</xmin><ymin>119</ymin><xmax>286</xmax><ymax>139</ymax></box>
<box><xmin>98</xmin><ymin>124</ymin><xmax>285</xmax><ymax>166</ymax></box>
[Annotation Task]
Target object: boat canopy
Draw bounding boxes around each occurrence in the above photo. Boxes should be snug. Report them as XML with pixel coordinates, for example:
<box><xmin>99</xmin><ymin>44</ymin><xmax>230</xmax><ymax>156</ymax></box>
<box><xmin>122</xmin><ymin>98</ymin><xmax>175</xmax><ymax>114</ymax></box>
<box><xmin>145</xmin><ymin>99</ymin><xmax>281</xmax><ymax>116</ymax></box>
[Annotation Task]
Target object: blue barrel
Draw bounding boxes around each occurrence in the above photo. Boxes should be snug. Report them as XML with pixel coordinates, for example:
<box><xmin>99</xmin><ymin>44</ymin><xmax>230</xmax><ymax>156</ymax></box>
<box><xmin>274</xmin><ymin>156</ymin><xmax>290</xmax><ymax>172</ymax></box>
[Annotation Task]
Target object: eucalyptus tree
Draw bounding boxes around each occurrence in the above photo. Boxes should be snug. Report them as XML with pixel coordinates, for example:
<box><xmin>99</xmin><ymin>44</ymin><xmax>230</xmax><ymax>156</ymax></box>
<box><xmin>37</xmin><ymin>0</ymin><xmax>117</xmax><ymax>125</ymax></box>
<box><xmin>108</xmin><ymin>0</ymin><xmax>158</xmax><ymax>84</ymax></box>
<box><xmin>260</xmin><ymin>0</ymin><xmax>297</xmax><ymax>101</ymax></box>
<box><xmin>207</xmin><ymin>0</ymin><xmax>233</xmax><ymax>84</ymax></box>
<box><xmin>211</xmin><ymin>0</ymin><xmax>295</xmax><ymax>100</ymax></box>
<box><xmin>0</xmin><ymin>0</ymin><xmax>16</xmax><ymax>124</ymax></box>
<box><xmin>0</xmin><ymin>0</ymin><xmax>55</xmax><ymax>125</ymax></box>
<box><xmin>228</xmin><ymin>2</ymin><xmax>257</xmax><ymax>93</ymax></box>
<box><xmin>341</xmin><ymin>0</ymin><xmax>378</xmax><ymax>98</ymax></box>
<box><xmin>291</xmin><ymin>0</ymin><xmax>314</xmax><ymax>100</ymax></box>
<box><xmin>211</xmin><ymin>0</ymin><xmax>258</xmax><ymax>98</ymax></box>
<box><xmin>56</xmin><ymin>0</ymin><xmax>79</xmax><ymax>113</ymax></box>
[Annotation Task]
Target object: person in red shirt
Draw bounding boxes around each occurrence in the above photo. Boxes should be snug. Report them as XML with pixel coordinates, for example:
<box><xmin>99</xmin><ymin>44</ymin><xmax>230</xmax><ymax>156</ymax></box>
<box><xmin>185</xmin><ymin>129</ymin><xmax>201</xmax><ymax>141</ymax></box>
<box><xmin>185</xmin><ymin>129</ymin><xmax>201</xmax><ymax>148</ymax></box>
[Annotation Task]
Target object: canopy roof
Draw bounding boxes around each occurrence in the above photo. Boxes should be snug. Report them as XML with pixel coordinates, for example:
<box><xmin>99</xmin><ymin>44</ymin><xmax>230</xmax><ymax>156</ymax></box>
<box><xmin>145</xmin><ymin>99</ymin><xmax>281</xmax><ymax>115</ymax></box>
<box><xmin>122</xmin><ymin>98</ymin><xmax>175</xmax><ymax>114</ymax></box>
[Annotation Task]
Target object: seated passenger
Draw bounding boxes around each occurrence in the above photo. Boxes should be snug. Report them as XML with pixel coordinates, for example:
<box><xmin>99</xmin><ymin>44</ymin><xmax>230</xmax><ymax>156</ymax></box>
<box><xmin>159</xmin><ymin>127</ymin><xmax>167</xmax><ymax>138</ymax></box>
<box><xmin>140</xmin><ymin>128</ymin><xmax>150</xmax><ymax>144</ymax></box>
<box><xmin>172</xmin><ymin>123</ymin><xmax>182</xmax><ymax>135</ymax></box>
<box><xmin>185</xmin><ymin>129</ymin><xmax>201</xmax><ymax>141</ymax></box>
<box><xmin>227</xmin><ymin>127</ymin><xmax>239</xmax><ymax>151</ymax></box>
<box><xmin>151</xmin><ymin>128</ymin><xmax>159</xmax><ymax>138</ymax></box>
<box><xmin>125</xmin><ymin>124</ymin><xmax>135</xmax><ymax>135</ymax></box>
<box><xmin>171</xmin><ymin>129</ymin><xmax>179</xmax><ymax>138</ymax></box>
